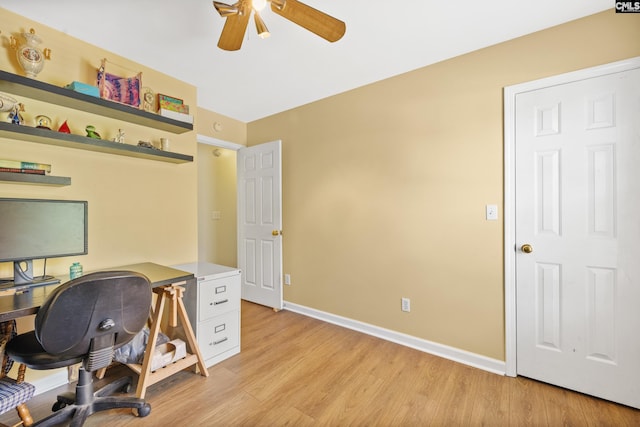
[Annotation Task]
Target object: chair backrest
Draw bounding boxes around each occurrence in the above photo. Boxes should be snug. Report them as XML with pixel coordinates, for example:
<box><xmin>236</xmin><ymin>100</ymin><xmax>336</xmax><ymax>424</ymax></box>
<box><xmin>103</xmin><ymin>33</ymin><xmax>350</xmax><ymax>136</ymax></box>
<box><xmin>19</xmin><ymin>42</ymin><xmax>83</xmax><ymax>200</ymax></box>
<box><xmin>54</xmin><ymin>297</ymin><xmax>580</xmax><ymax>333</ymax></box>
<box><xmin>34</xmin><ymin>271</ymin><xmax>151</xmax><ymax>370</ymax></box>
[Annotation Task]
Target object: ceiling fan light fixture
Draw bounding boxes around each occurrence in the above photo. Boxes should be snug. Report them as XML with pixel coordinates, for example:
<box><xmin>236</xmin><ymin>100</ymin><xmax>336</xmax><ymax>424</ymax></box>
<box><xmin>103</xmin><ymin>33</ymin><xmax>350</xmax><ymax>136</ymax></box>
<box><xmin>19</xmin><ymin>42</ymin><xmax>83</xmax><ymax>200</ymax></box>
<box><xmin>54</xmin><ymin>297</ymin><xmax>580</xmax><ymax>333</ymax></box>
<box><xmin>213</xmin><ymin>1</ymin><xmax>239</xmax><ymax>17</ymax></box>
<box><xmin>254</xmin><ymin>11</ymin><xmax>271</xmax><ymax>39</ymax></box>
<box><xmin>215</xmin><ymin>0</ymin><xmax>344</xmax><ymax>50</ymax></box>
<box><xmin>252</xmin><ymin>0</ymin><xmax>268</xmax><ymax>11</ymax></box>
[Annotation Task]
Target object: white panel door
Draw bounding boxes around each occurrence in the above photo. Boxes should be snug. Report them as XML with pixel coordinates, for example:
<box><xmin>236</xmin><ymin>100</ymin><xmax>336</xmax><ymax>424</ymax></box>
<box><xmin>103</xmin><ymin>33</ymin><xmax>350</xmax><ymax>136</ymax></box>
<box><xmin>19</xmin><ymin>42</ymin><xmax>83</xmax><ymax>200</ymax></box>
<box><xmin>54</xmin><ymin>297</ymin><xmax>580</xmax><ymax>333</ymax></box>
<box><xmin>515</xmin><ymin>68</ymin><xmax>640</xmax><ymax>408</ymax></box>
<box><xmin>237</xmin><ymin>140</ymin><xmax>283</xmax><ymax>310</ymax></box>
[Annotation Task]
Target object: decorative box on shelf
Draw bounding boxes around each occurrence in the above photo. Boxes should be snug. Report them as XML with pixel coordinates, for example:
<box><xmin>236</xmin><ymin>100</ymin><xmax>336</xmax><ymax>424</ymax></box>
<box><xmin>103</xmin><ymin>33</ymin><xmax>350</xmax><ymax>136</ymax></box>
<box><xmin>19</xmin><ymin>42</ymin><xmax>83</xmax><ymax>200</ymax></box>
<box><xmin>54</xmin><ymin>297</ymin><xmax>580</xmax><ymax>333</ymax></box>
<box><xmin>65</xmin><ymin>81</ymin><xmax>99</xmax><ymax>97</ymax></box>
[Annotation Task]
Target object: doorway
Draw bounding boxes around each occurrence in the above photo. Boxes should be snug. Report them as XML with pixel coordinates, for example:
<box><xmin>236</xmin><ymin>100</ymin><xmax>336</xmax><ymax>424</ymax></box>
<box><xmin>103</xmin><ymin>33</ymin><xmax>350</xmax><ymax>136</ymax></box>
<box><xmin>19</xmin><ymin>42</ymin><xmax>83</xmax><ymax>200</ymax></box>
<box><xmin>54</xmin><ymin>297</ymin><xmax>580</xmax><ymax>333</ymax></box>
<box><xmin>197</xmin><ymin>141</ymin><xmax>240</xmax><ymax>267</ymax></box>
<box><xmin>197</xmin><ymin>136</ymin><xmax>284</xmax><ymax>310</ymax></box>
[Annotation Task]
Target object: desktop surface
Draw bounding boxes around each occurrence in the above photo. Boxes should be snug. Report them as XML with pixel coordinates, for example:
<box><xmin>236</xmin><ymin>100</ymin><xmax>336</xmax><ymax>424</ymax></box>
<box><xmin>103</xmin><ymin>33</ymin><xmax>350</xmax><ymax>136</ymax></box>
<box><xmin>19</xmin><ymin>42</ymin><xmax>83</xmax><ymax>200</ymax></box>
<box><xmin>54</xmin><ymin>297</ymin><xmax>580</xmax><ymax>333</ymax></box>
<box><xmin>104</xmin><ymin>262</ymin><xmax>194</xmax><ymax>288</ymax></box>
<box><xmin>0</xmin><ymin>262</ymin><xmax>194</xmax><ymax>322</ymax></box>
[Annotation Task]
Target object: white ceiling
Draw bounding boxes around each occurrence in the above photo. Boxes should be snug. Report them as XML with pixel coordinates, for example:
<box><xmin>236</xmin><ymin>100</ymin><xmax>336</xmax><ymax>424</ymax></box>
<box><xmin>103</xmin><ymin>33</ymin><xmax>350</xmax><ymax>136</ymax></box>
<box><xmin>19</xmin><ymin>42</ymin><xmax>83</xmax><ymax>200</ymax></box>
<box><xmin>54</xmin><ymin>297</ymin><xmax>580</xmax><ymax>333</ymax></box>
<box><xmin>1</xmin><ymin>1</ymin><xmax>611</xmax><ymax>123</ymax></box>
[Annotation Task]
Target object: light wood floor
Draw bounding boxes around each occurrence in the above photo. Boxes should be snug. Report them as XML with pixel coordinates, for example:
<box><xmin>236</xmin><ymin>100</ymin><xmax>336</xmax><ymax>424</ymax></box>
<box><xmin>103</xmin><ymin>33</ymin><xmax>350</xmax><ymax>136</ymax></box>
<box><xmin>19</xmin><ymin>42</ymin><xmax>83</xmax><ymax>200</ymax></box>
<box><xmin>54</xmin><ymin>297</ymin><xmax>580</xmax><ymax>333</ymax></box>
<box><xmin>2</xmin><ymin>300</ymin><xmax>639</xmax><ymax>426</ymax></box>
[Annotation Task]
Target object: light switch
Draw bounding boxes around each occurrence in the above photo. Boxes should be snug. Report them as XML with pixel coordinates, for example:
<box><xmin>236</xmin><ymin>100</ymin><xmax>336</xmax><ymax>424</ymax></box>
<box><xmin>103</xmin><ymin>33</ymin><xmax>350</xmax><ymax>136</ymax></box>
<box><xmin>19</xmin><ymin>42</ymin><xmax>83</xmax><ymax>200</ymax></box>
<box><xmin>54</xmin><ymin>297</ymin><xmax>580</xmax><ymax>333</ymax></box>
<box><xmin>486</xmin><ymin>205</ymin><xmax>498</xmax><ymax>221</ymax></box>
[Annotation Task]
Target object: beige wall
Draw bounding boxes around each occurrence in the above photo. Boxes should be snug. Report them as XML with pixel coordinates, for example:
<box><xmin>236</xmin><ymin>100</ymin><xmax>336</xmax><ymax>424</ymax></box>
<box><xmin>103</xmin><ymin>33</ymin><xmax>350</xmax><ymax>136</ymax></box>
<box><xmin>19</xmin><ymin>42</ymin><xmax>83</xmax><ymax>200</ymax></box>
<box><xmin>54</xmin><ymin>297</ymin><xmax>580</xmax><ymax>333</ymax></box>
<box><xmin>247</xmin><ymin>10</ymin><xmax>640</xmax><ymax>361</ymax></box>
<box><xmin>197</xmin><ymin>106</ymin><xmax>247</xmax><ymax>143</ymax></box>
<box><xmin>0</xmin><ymin>9</ymin><xmax>198</xmax><ymax>281</ymax></box>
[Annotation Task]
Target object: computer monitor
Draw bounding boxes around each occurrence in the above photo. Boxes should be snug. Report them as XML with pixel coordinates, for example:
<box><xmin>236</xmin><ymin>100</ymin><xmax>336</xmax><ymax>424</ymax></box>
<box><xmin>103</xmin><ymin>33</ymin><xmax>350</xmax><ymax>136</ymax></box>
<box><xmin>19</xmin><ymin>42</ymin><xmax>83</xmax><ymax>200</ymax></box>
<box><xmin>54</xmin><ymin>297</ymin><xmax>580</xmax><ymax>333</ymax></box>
<box><xmin>0</xmin><ymin>198</ymin><xmax>88</xmax><ymax>287</ymax></box>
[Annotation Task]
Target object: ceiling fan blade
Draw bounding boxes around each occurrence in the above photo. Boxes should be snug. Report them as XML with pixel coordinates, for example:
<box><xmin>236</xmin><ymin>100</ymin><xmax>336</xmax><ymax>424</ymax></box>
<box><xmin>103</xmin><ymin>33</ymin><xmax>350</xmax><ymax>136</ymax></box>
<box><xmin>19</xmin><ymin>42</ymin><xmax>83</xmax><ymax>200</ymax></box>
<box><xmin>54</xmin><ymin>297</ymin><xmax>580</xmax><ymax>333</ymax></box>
<box><xmin>271</xmin><ymin>0</ymin><xmax>345</xmax><ymax>43</ymax></box>
<box><xmin>213</xmin><ymin>1</ymin><xmax>239</xmax><ymax>17</ymax></box>
<box><xmin>218</xmin><ymin>9</ymin><xmax>252</xmax><ymax>51</ymax></box>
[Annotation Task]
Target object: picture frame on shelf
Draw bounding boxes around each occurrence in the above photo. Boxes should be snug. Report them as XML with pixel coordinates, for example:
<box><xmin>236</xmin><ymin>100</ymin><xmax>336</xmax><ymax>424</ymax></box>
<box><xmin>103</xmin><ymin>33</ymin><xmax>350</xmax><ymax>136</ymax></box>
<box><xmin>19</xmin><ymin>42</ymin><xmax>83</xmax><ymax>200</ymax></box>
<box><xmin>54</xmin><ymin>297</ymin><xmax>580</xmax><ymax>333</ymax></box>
<box><xmin>97</xmin><ymin>58</ymin><xmax>142</xmax><ymax>108</ymax></box>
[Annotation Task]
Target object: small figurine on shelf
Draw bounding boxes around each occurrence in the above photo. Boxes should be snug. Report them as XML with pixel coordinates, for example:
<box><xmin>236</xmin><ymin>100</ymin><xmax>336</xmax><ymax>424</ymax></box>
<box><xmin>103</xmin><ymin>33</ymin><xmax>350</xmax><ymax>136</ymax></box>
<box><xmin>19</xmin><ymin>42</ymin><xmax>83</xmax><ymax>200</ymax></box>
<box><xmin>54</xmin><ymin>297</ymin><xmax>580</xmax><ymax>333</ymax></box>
<box><xmin>137</xmin><ymin>140</ymin><xmax>155</xmax><ymax>149</ymax></box>
<box><xmin>8</xmin><ymin>103</ymin><xmax>25</xmax><ymax>125</ymax></box>
<box><xmin>58</xmin><ymin>120</ymin><xmax>71</xmax><ymax>133</ymax></box>
<box><xmin>113</xmin><ymin>129</ymin><xmax>125</xmax><ymax>143</ymax></box>
<box><xmin>85</xmin><ymin>125</ymin><xmax>101</xmax><ymax>139</ymax></box>
<box><xmin>35</xmin><ymin>115</ymin><xmax>52</xmax><ymax>129</ymax></box>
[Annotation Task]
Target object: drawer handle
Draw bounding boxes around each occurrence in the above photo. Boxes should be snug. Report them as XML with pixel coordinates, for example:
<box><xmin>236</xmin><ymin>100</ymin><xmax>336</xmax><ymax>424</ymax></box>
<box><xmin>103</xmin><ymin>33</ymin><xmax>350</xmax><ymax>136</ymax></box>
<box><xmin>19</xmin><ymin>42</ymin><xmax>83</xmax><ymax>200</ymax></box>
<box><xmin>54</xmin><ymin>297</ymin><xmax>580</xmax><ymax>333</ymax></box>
<box><xmin>213</xmin><ymin>299</ymin><xmax>229</xmax><ymax>306</ymax></box>
<box><xmin>212</xmin><ymin>337</ymin><xmax>228</xmax><ymax>346</ymax></box>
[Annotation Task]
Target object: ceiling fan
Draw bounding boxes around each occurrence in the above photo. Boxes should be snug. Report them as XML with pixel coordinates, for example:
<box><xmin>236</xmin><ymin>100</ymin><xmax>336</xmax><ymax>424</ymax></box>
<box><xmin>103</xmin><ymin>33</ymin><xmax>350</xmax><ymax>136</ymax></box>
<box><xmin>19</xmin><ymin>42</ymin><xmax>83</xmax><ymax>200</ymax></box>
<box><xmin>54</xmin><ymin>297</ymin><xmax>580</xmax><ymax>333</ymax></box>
<box><xmin>212</xmin><ymin>0</ymin><xmax>346</xmax><ymax>51</ymax></box>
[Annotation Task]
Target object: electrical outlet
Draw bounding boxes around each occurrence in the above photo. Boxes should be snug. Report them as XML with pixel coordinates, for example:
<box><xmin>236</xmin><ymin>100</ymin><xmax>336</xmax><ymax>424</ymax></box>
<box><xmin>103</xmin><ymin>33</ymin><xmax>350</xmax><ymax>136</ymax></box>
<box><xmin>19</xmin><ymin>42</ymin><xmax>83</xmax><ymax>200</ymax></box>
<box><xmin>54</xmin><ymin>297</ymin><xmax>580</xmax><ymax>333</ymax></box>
<box><xmin>401</xmin><ymin>297</ymin><xmax>411</xmax><ymax>312</ymax></box>
<box><xmin>284</xmin><ymin>274</ymin><xmax>291</xmax><ymax>285</ymax></box>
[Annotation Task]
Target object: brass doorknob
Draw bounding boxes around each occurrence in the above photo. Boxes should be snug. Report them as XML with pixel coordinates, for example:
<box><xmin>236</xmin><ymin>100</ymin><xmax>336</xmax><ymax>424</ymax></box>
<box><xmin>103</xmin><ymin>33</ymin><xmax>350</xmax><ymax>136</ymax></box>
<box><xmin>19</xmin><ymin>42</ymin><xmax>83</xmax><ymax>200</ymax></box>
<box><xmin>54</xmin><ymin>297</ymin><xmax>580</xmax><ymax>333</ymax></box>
<box><xmin>272</xmin><ymin>230</ymin><xmax>281</xmax><ymax>236</ymax></box>
<box><xmin>521</xmin><ymin>244</ymin><xmax>533</xmax><ymax>254</ymax></box>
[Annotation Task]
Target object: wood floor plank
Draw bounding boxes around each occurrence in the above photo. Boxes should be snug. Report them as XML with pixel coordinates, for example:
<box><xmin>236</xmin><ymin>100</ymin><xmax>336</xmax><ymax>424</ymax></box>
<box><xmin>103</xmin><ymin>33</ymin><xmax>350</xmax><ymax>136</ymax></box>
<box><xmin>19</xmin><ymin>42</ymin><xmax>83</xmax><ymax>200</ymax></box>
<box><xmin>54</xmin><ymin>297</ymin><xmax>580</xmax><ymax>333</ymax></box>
<box><xmin>1</xmin><ymin>300</ymin><xmax>639</xmax><ymax>426</ymax></box>
<box><xmin>314</xmin><ymin>373</ymin><xmax>387</xmax><ymax>426</ymax></box>
<box><xmin>509</xmin><ymin>376</ymin><xmax>554</xmax><ymax>426</ymax></box>
<box><xmin>541</xmin><ymin>383</ymin><xmax>589</xmax><ymax>427</ymax></box>
<box><xmin>468</xmin><ymin>369</ymin><xmax>510</xmax><ymax>426</ymax></box>
<box><xmin>429</xmin><ymin>364</ymin><xmax>481</xmax><ymax>425</ymax></box>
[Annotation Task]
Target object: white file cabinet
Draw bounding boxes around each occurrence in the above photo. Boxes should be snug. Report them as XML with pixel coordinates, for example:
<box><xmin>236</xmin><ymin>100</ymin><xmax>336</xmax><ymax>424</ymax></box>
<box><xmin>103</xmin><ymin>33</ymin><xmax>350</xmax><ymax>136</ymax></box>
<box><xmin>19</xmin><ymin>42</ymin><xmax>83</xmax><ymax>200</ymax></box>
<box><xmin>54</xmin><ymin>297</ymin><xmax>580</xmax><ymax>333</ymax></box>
<box><xmin>173</xmin><ymin>262</ymin><xmax>241</xmax><ymax>368</ymax></box>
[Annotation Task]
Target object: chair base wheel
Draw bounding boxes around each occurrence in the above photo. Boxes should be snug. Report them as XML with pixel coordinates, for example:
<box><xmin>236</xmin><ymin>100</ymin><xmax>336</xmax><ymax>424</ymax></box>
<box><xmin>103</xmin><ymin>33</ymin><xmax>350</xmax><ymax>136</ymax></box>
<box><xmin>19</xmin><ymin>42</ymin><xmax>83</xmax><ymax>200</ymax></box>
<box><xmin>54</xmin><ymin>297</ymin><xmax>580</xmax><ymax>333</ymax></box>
<box><xmin>135</xmin><ymin>403</ymin><xmax>151</xmax><ymax>417</ymax></box>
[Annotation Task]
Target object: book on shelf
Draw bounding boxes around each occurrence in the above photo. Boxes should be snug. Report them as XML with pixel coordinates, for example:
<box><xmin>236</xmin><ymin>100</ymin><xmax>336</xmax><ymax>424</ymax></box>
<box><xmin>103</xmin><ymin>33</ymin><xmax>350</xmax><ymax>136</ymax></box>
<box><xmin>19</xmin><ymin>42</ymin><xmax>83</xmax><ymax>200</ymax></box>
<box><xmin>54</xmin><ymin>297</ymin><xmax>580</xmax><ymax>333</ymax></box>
<box><xmin>158</xmin><ymin>108</ymin><xmax>193</xmax><ymax>124</ymax></box>
<box><xmin>0</xmin><ymin>159</ymin><xmax>51</xmax><ymax>173</ymax></box>
<box><xmin>158</xmin><ymin>94</ymin><xmax>184</xmax><ymax>105</ymax></box>
<box><xmin>0</xmin><ymin>167</ymin><xmax>47</xmax><ymax>175</ymax></box>
<box><xmin>159</xmin><ymin>98</ymin><xmax>189</xmax><ymax>114</ymax></box>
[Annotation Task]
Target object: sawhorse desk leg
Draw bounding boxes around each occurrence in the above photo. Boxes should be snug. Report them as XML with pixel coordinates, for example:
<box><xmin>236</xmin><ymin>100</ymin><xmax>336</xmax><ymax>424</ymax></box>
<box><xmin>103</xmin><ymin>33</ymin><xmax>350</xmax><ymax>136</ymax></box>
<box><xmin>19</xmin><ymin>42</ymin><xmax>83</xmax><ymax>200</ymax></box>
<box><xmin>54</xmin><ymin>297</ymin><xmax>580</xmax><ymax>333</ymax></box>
<box><xmin>128</xmin><ymin>281</ymin><xmax>209</xmax><ymax>399</ymax></box>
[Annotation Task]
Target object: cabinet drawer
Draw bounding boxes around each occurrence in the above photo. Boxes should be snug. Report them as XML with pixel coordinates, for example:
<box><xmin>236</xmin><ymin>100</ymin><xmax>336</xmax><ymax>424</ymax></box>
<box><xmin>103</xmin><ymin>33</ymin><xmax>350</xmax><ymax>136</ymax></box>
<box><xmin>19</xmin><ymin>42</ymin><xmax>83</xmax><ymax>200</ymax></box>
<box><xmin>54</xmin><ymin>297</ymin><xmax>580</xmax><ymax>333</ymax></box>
<box><xmin>199</xmin><ymin>275</ymin><xmax>240</xmax><ymax>321</ymax></box>
<box><xmin>198</xmin><ymin>311</ymin><xmax>239</xmax><ymax>361</ymax></box>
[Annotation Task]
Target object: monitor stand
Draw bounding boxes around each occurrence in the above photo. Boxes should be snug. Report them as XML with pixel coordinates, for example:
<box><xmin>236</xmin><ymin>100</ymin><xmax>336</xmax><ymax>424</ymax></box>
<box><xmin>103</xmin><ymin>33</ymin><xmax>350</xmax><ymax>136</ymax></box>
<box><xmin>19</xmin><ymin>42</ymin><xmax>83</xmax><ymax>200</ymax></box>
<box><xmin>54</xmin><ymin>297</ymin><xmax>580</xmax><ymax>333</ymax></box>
<box><xmin>0</xmin><ymin>275</ymin><xmax>60</xmax><ymax>289</ymax></box>
<box><xmin>0</xmin><ymin>260</ymin><xmax>62</xmax><ymax>289</ymax></box>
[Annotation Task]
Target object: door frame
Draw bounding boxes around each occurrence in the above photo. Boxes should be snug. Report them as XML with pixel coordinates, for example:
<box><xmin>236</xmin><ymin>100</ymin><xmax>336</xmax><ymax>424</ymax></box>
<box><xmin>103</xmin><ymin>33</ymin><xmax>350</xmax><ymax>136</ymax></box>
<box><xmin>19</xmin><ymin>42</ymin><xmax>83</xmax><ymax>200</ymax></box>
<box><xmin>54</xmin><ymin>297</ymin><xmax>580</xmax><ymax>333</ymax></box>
<box><xmin>503</xmin><ymin>56</ymin><xmax>640</xmax><ymax>377</ymax></box>
<box><xmin>197</xmin><ymin>134</ymin><xmax>244</xmax><ymax>151</ymax></box>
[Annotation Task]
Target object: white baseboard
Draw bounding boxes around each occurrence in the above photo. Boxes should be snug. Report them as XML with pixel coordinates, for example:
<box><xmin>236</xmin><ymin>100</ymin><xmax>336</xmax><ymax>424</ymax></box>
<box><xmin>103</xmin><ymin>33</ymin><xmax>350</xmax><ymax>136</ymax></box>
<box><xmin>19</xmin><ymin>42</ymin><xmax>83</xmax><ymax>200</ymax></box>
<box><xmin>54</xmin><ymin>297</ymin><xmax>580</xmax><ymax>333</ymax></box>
<box><xmin>283</xmin><ymin>301</ymin><xmax>506</xmax><ymax>376</ymax></box>
<box><xmin>28</xmin><ymin>369</ymin><xmax>68</xmax><ymax>396</ymax></box>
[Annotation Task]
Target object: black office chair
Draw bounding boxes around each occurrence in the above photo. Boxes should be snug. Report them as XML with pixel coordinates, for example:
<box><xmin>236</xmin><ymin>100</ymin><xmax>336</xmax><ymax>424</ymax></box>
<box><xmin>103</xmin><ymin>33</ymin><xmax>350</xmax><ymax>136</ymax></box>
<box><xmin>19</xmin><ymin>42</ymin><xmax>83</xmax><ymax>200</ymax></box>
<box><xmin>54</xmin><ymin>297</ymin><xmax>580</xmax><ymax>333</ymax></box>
<box><xmin>6</xmin><ymin>271</ymin><xmax>153</xmax><ymax>427</ymax></box>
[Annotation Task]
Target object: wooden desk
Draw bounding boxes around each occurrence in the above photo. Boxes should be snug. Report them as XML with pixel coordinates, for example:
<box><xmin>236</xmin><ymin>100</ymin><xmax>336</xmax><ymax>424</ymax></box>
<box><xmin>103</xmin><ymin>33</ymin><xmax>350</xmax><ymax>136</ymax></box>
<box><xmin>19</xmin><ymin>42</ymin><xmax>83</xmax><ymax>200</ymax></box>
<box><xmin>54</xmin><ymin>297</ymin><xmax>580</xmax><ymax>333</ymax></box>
<box><xmin>0</xmin><ymin>282</ymin><xmax>61</xmax><ymax>322</ymax></box>
<box><xmin>0</xmin><ymin>262</ymin><xmax>209</xmax><ymax>398</ymax></box>
<box><xmin>0</xmin><ymin>262</ymin><xmax>193</xmax><ymax>321</ymax></box>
